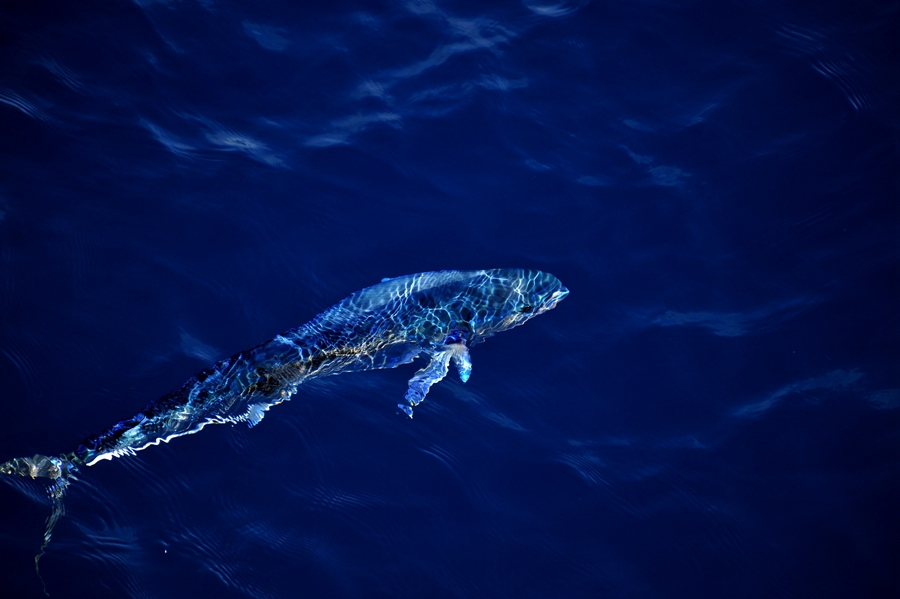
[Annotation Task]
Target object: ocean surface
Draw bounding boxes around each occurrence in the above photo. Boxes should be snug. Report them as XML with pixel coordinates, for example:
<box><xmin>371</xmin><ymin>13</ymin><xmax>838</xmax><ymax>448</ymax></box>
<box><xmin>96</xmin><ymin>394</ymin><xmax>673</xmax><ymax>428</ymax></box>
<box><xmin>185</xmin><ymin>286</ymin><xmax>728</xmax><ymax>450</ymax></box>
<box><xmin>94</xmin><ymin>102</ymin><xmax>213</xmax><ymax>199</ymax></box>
<box><xmin>1</xmin><ymin>1</ymin><xmax>897</xmax><ymax>597</ymax></box>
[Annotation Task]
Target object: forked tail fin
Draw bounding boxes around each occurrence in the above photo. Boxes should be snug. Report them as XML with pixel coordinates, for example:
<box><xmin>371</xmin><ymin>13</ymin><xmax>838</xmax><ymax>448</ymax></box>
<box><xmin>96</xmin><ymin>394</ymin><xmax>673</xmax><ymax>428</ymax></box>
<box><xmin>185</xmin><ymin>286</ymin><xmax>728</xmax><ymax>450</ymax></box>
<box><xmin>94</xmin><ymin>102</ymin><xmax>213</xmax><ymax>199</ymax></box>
<box><xmin>0</xmin><ymin>453</ymin><xmax>79</xmax><ymax>480</ymax></box>
<box><xmin>1</xmin><ymin>453</ymin><xmax>81</xmax><ymax>595</ymax></box>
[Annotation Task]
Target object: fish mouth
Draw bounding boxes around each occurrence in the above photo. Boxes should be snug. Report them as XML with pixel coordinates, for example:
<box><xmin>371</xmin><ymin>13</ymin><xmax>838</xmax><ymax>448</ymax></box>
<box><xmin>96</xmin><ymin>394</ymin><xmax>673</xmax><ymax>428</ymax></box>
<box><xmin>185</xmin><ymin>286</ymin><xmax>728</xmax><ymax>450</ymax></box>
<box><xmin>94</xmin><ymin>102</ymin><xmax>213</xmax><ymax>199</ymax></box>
<box><xmin>545</xmin><ymin>285</ymin><xmax>569</xmax><ymax>309</ymax></box>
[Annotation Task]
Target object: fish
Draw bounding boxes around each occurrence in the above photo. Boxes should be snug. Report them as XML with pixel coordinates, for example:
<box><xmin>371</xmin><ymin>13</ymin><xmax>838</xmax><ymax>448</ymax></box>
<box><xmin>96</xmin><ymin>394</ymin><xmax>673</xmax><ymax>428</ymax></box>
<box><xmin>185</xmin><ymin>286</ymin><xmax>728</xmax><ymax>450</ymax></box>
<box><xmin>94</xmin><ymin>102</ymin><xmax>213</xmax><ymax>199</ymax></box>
<box><xmin>1</xmin><ymin>268</ymin><xmax>568</xmax><ymax>581</ymax></box>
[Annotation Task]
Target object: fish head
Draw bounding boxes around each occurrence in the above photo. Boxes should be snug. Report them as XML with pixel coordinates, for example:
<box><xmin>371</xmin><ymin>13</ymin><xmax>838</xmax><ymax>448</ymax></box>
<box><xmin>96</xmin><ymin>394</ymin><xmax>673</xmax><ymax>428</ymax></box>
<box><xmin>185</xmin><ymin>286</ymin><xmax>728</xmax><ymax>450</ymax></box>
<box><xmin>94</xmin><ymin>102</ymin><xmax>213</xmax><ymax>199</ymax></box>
<box><xmin>463</xmin><ymin>268</ymin><xmax>569</xmax><ymax>344</ymax></box>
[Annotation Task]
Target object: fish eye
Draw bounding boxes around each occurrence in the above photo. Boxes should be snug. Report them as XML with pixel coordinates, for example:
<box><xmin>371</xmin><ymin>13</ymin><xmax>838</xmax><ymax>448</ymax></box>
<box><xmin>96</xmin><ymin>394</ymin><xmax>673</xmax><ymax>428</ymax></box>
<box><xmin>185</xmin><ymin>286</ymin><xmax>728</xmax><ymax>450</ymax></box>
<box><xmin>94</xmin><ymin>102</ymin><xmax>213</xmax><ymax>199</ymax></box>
<box><xmin>520</xmin><ymin>305</ymin><xmax>533</xmax><ymax>313</ymax></box>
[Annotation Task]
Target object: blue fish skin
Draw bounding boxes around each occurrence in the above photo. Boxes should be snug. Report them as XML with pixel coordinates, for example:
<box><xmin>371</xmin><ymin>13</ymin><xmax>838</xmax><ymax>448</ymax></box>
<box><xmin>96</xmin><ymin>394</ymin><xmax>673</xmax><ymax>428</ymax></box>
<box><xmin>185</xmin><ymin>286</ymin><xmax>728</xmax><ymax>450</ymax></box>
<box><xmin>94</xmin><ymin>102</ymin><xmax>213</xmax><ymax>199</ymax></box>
<box><xmin>3</xmin><ymin>268</ymin><xmax>568</xmax><ymax>476</ymax></box>
<box><xmin>0</xmin><ymin>269</ymin><xmax>567</xmax><ymax>572</ymax></box>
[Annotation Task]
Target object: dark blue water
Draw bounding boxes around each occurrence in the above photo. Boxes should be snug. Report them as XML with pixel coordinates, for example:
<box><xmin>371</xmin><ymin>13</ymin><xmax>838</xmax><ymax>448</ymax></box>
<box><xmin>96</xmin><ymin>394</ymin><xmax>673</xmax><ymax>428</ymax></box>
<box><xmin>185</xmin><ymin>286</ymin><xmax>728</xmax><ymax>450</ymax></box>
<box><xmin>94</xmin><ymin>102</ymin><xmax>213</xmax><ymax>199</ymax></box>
<box><xmin>1</xmin><ymin>1</ymin><xmax>897</xmax><ymax>597</ymax></box>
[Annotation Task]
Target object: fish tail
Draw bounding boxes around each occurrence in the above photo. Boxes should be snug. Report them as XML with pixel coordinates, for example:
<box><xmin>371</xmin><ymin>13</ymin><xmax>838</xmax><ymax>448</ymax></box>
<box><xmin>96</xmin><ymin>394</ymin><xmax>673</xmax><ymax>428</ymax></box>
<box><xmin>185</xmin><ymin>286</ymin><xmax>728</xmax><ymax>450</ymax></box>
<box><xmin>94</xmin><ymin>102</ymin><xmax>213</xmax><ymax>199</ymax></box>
<box><xmin>1</xmin><ymin>453</ymin><xmax>80</xmax><ymax>595</ymax></box>
<box><xmin>0</xmin><ymin>453</ymin><xmax>80</xmax><ymax>480</ymax></box>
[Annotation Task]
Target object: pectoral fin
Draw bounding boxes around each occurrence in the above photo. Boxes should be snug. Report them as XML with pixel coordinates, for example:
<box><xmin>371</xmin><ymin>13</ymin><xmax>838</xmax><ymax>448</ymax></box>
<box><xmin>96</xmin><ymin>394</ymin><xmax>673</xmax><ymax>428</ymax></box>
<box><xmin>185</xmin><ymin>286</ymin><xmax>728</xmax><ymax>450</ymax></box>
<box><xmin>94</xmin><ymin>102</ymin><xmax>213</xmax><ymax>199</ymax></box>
<box><xmin>449</xmin><ymin>343</ymin><xmax>471</xmax><ymax>383</ymax></box>
<box><xmin>400</xmin><ymin>344</ymin><xmax>471</xmax><ymax>418</ymax></box>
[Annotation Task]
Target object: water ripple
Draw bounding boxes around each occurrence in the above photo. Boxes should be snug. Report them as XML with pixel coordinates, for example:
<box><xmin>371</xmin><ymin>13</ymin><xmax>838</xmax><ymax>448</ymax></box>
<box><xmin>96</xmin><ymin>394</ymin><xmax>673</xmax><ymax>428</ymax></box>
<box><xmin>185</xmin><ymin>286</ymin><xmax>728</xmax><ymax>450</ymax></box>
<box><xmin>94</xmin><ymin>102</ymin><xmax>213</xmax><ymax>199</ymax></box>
<box><xmin>0</xmin><ymin>88</ymin><xmax>52</xmax><ymax>122</ymax></box>
<box><xmin>770</xmin><ymin>20</ymin><xmax>882</xmax><ymax>113</ymax></box>
<box><xmin>812</xmin><ymin>57</ymin><xmax>872</xmax><ymax>111</ymax></box>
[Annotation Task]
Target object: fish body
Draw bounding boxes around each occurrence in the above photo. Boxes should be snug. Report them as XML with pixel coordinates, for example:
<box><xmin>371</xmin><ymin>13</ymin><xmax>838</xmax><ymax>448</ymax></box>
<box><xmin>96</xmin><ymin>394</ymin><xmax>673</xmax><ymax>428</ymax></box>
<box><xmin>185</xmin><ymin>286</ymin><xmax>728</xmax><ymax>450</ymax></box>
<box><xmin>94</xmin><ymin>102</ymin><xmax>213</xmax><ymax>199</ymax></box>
<box><xmin>3</xmin><ymin>268</ymin><xmax>568</xmax><ymax>478</ymax></box>
<box><xmin>0</xmin><ymin>268</ymin><xmax>567</xmax><ymax>577</ymax></box>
